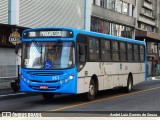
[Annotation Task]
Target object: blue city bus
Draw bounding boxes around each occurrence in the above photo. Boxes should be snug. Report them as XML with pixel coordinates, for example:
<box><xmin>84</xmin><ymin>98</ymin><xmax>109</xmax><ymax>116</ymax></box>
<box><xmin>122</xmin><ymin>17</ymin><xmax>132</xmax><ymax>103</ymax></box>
<box><xmin>20</xmin><ymin>27</ymin><xmax>146</xmax><ymax>101</ymax></box>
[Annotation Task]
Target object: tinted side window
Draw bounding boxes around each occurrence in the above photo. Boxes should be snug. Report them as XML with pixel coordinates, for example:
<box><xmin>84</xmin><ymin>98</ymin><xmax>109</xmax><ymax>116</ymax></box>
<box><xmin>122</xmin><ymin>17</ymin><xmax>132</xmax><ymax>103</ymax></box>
<box><xmin>101</xmin><ymin>39</ymin><xmax>111</xmax><ymax>61</ymax></box>
<box><xmin>140</xmin><ymin>45</ymin><xmax>145</xmax><ymax>62</ymax></box>
<box><xmin>120</xmin><ymin>42</ymin><xmax>127</xmax><ymax>61</ymax></box>
<box><xmin>112</xmin><ymin>41</ymin><xmax>119</xmax><ymax>61</ymax></box>
<box><xmin>127</xmin><ymin>43</ymin><xmax>134</xmax><ymax>61</ymax></box>
<box><xmin>134</xmin><ymin>44</ymin><xmax>140</xmax><ymax>62</ymax></box>
<box><xmin>89</xmin><ymin>37</ymin><xmax>100</xmax><ymax>61</ymax></box>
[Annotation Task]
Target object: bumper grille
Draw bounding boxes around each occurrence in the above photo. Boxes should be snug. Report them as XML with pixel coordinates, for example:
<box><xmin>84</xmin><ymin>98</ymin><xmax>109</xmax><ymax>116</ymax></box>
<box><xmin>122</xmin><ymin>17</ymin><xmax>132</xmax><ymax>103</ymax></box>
<box><xmin>29</xmin><ymin>85</ymin><xmax>60</xmax><ymax>91</ymax></box>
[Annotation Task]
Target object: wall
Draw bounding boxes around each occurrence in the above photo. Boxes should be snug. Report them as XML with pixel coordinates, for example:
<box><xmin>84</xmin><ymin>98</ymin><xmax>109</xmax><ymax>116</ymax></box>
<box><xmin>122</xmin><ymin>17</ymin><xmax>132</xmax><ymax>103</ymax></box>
<box><xmin>0</xmin><ymin>48</ymin><xmax>17</xmax><ymax>78</ymax></box>
<box><xmin>19</xmin><ymin>0</ymin><xmax>85</xmax><ymax>29</ymax></box>
<box><xmin>0</xmin><ymin>0</ymin><xmax>8</xmax><ymax>24</ymax></box>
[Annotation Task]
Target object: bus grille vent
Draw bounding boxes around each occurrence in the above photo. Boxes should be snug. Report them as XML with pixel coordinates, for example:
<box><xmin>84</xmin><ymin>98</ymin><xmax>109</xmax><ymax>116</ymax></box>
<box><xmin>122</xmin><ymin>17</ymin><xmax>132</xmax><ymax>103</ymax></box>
<box><xmin>26</xmin><ymin>71</ymin><xmax>63</xmax><ymax>76</ymax></box>
<box><xmin>30</xmin><ymin>80</ymin><xmax>58</xmax><ymax>83</ymax></box>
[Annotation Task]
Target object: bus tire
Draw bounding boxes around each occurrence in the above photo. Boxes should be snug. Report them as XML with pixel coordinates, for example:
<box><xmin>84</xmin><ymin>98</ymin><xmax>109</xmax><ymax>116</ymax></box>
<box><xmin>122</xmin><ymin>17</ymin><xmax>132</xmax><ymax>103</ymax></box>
<box><xmin>86</xmin><ymin>79</ymin><xmax>96</xmax><ymax>101</ymax></box>
<box><xmin>42</xmin><ymin>93</ymin><xmax>54</xmax><ymax>101</ymax></box>
<box><xmin>124</xmin><ymin>75</ymin><xmax>133</xmax><ymax>93</ymax></box>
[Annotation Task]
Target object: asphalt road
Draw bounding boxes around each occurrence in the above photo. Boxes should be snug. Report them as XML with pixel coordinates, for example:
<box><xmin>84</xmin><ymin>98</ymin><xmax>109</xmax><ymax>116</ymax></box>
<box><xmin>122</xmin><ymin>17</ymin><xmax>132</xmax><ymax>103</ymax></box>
<box><xmin>1</xmin><ymin>80</ymin><xmax>160</xmax><ymax>117</ymax></box>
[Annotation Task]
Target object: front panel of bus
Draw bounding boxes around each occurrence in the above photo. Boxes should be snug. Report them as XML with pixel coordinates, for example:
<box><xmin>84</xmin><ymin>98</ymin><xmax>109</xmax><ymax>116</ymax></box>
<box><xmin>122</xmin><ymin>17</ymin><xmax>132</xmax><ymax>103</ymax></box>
<box><xmin>20</xmin><ymin>29</ymin><xmax>77</xmax><ymax>94</ymax></box>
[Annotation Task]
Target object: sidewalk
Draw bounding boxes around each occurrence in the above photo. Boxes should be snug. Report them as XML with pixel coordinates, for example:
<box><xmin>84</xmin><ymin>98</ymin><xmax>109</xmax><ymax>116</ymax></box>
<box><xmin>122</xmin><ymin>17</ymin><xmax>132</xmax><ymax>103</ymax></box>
<box><xmin>147</xmin><ymin>76</ymin><xmax>160</xmax><ymax>81</ymax></box>
<box><xmin>0</xmin><ymin>77</ymin><xmax>20</xmax><ymax>96</ymax></box>
<box><xmin>0</xmin><ymin>88</ymin><xmax>15</xmax><ymax>95</ymax></box>
<box><xmin>0</xmin><ymin>78</ymin><xmax>40</xmax><ymax>99</ymax></box>
<box><xmin>0</xmin><ymin>77</ymin><xmax>17</xmax><ymax>90</ymax></box>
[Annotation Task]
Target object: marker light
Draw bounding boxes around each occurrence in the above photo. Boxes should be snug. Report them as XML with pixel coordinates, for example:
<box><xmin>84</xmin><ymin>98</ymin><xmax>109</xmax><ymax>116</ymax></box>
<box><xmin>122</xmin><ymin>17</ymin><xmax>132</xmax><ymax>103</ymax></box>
<box><xmin>60</xmin><ymin>80</ymin><xmax>63</xmax><ymax>84</ymax></box>
<box><xmin>65</xmin><ymin>79</ymin><xmax>68</xmax><ymax>82</ymax></box>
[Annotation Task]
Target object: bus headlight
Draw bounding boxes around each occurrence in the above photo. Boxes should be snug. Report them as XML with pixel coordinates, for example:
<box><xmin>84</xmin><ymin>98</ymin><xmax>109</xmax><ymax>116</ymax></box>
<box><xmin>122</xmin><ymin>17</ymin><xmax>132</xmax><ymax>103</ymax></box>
<box><xmin>21</xmin><ymin>75</ymin><xmax>26</xmax><ymax>81</ymax></box>
<box><xmin>60</xmin><ymin>80</ymin><xmax>67</xmax><ymax>84</ymax></box>
<box><xmin>69</xmin><ymin>74</ymin><xmax>74</xmax><ymax>80</ymax></box>
<box><xmin>21</xmin><ymin>75</ymin><xmax>30</xmax><ymax>83</ymax></box>
<box><xmin>60</xmin><ymin>74</ymin><xmax>74</xmax><ymax>84</ymax></box>
<box><xmin>69</xmin><ymin>75</ymin><xmax>73</xmax><ymax>80</ymax></box>
<box><xmin>24</xmin><ymin>78</ymin><xmax>27</xmax><ymax>81</ymax></box>
<box><xmin>65</xmin><ymin>79</ymin><xmax>68</xmax><ymax>82</ymax></box>
<box><xmin>21</xmin><ymin>75</ymin><xmax>24</xmax><ymax>79</ymax></box>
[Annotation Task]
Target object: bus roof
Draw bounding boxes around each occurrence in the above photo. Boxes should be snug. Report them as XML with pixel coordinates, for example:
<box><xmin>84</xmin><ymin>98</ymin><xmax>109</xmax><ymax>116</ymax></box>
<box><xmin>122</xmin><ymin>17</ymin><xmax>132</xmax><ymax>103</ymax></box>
<box><xmin>76</xmin><ymin>28</ymin><xmax>145</xmax><ymax>45</ymax></box>
<box><xmin>23</xmin><ymin>27</ymin><xmax>145</xmax><ymax>45</ymax></box>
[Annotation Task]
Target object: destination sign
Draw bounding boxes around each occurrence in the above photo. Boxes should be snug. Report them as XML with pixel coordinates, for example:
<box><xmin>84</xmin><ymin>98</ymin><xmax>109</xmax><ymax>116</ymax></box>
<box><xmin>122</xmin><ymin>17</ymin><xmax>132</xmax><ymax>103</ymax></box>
<box><xmin>23</xmin><ymin>30</ymin><xmax>73</xmax><ymax>38</ymax></box>
<box><xmin>40</xmin><ymin>31</ymin><xmax>62</xmax><ymax>37</ymax></box>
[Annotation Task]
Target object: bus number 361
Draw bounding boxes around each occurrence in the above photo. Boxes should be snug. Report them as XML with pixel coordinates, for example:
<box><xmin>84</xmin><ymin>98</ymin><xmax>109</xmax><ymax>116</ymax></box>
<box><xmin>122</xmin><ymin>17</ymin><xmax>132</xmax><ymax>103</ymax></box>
<box><xmin>52</xmin><ymin>76</ymin><xmax>60</xmax><ymax>80</ymax></box>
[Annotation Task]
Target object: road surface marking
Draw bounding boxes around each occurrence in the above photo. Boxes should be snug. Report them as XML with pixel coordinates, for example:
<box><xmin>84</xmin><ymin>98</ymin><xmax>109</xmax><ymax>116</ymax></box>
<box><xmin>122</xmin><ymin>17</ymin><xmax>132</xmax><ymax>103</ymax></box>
<box><xmin>48</xmin><ymin>86</ymin><xmax>160</xmax><ymax>112</ymax></box>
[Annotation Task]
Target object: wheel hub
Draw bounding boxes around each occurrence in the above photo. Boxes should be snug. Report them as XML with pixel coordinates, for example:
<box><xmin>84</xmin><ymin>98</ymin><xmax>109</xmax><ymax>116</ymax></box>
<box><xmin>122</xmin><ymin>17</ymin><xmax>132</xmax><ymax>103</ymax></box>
<box><xmin>128</xmin><ymin>81</ymin><xmax>132</xmax><ymax>90</ymax></box>
<box><xmin>89</xmin><ymin>85</ymin><xmax>95</xmax><ymax>96</ymax></box>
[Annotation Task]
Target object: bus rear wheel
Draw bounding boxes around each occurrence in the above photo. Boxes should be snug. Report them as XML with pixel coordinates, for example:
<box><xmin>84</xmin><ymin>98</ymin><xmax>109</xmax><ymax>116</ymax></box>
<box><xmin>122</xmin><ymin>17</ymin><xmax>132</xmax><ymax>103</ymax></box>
<box><xmin>86</xmin><ymin>79</ymin><xmax>96</xmax><ymax>101</ymax></box>
<box><xmin>42</xmin><ymin>93</ymin><xmax>54</xmax><ymax>101</ymax></box>
<box><xmin>124</xmin><ymin>75</ymin><xmax>133</xmax><ymax>93</ymax></box>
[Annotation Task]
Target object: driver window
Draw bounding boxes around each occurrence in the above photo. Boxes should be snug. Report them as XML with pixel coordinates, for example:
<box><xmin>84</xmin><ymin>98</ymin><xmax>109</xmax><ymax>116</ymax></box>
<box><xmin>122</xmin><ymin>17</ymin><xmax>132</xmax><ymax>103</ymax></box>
<box><xmin>76</xmin><ymin>34</ymin><xmax>87</xmax><ymax>72</ymax></box>
<box><xmin>78</xmin><ymin>45</ymin><xmax>86</xmax><ymax>62</ymax></box>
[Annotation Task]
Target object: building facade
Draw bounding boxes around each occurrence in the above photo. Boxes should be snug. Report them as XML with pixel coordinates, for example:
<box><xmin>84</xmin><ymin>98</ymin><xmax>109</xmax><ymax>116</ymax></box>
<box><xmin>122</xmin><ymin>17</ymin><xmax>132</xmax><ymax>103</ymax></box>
<box><xmin>0</xmin><ymin>0</ymin><xmax>8</xmax><ymax>24</ymax></box>
<box><xmin>90</xmin><ymin>0</ymin><xmax>160</xmax><ymax>77</ymax></box>
<box><xmin>91</xmin><ymin>0</ymin><xmax>136</xmax><ymax>39</ymax></box>
<box><xmin>9</xmin><ymin>0</ymin><xmax>89</xmax><ymax>29</ymax></box>
<box><xmin>0</xmin><ymin>0</ymin><xmax>27</xmax><ymax>80</ymax></box>
<box><xmin>0</xmin><ymin>0</ymin><xmax>17</xmax><ymax>79</ymax></box>
<box><xmin>136</xmin><ymin>0</ymin><xmax>160</xmax><ymax>77</ymax></box>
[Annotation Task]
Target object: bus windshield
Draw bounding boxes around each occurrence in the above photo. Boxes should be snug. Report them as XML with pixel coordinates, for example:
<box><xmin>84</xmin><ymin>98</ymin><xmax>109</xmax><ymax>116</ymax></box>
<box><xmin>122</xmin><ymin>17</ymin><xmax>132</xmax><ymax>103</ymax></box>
<box><xmin>22</xmin><ymin>41</ymin><xmax>75</xmax><ymax>69</ymax></box>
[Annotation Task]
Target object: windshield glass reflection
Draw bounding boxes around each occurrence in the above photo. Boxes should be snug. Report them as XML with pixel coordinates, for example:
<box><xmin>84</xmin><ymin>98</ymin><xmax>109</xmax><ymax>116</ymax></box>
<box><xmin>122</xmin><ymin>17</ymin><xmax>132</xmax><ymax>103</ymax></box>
<box><xmin>22</xmin><ymin>41</ymin><xmax>75</xmax><ymax>69</ymax></box>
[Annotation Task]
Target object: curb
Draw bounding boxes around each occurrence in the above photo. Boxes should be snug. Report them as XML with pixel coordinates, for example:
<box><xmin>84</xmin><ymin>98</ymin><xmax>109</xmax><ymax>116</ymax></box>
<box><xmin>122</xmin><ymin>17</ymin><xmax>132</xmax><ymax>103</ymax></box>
<box><xmin>0</xmin><ymin>92</ymin><xmax>40</xmax><ymax>100</ymax></box>
<box><xmin>147</xmin><ymin>77</ymin><xmax>160</xmax><ymax>81</ymax></box>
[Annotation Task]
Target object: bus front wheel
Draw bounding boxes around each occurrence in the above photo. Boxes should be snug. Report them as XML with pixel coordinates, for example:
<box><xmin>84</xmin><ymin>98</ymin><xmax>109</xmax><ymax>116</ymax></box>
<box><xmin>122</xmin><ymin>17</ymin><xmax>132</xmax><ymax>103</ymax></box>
<box><xmin>42</xmin><ymin>93</ymin><xmax>54</xmax><ymax>101</ymax></box>
<box><xmin>86</xmin><ymin>79</ymin><xmax>96</xmax><ymax>101</ymax></box>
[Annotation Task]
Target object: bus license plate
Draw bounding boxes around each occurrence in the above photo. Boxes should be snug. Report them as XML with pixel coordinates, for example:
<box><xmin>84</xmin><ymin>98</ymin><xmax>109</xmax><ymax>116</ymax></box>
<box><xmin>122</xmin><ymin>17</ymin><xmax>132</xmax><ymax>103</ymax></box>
<box><xmin>40</xmin><ymin>86</ymin><xmax>48</xmax><ymax>89</ymax></box>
